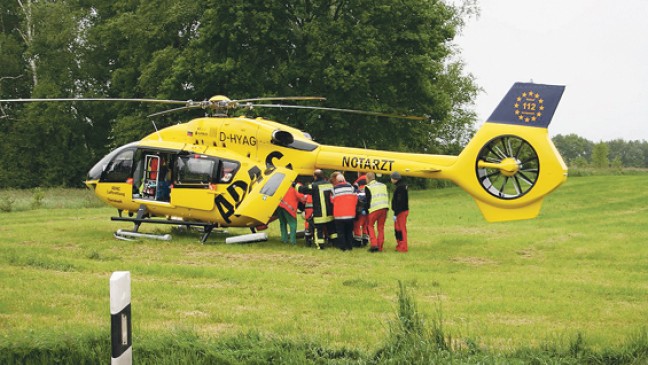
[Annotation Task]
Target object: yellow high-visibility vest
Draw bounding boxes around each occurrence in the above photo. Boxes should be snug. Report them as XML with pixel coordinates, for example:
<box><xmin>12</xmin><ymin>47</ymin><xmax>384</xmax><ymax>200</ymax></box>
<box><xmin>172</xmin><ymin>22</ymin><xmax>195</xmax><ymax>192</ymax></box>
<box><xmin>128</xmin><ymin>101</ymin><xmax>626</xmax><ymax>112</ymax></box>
<box><xmin>366</xmin><ymin>180</ymin><xmax>388</xmax><ymax>213</ymax></box>
<box><xmin>313</xmin><ymin>182</ymin><xmax>334</xmax><ymax>224</ymax></box>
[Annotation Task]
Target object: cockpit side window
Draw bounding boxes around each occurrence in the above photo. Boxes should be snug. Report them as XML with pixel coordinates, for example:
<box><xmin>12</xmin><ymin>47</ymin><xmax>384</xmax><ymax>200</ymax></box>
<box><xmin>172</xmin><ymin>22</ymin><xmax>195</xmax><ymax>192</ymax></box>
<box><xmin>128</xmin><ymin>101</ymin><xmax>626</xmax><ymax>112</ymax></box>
<box><xmin>173</xmin><ymin>155</ymin><xmax>240</xmax><ymax>187</ymax></box>
<box><xmin>174</xmin><ymin>155</ymin><xmax>218</xmax><ymax>186</ymax></box>
<box><xmin>87</xmin><ymin>142</ymin><xmax>138</xmax><ymax>181</ymax></box>
<box><xmin>101</xmin><ymin>148</ymin><xmax>135</xmax><ymax>182</ymax></box>
<box><xmin>219</xmin><ymin>160</ymin><xmax>239</xmax><ymax>183</ymax></box>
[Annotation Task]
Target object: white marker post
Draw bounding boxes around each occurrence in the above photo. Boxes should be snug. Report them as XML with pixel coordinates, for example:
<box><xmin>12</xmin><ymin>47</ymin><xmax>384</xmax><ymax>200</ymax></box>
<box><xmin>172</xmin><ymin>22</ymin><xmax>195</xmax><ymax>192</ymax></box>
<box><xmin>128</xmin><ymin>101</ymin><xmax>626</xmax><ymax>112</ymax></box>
<box><xmin>110</xmin><ymin>271</ymin><xmax>132</xmax><ymax>365</ymax></box>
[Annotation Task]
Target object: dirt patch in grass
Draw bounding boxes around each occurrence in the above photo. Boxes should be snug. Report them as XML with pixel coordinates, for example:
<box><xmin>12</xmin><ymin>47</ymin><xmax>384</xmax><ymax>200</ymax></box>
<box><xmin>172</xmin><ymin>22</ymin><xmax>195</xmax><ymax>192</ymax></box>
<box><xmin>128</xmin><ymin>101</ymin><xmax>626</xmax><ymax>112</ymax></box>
<box><xmin>451</xmin><ymin>256</ymin><xmax>498</xmax><ymax>266</ymax></box>
<box><xmin>516</xmin><ymin>248</ymin><xmax>536</xmax><ymax>258</ymax></box>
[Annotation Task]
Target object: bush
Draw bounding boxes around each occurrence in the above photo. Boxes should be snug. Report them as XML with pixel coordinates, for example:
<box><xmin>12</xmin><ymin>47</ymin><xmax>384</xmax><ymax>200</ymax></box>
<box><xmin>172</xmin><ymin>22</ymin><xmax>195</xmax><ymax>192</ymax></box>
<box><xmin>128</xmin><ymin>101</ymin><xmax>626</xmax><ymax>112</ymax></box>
<box><xmin>0</xmin><ymin>195</ymin><xmax>15</xmax><ymax>212</ymax></box>
<box><xmin>31</xmin><ymin>187</ymin><xmax>45</xmax><ymax>209</ymax></box>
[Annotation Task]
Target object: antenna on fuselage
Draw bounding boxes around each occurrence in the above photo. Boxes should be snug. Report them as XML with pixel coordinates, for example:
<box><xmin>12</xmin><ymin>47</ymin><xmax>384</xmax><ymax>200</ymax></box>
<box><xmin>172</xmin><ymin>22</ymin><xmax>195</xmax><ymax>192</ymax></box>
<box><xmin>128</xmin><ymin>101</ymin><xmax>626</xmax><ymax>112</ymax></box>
<box><xmin>151</xmin><ymin>120</ymin><xmax>162</xmax><ymax>141</ymax></box>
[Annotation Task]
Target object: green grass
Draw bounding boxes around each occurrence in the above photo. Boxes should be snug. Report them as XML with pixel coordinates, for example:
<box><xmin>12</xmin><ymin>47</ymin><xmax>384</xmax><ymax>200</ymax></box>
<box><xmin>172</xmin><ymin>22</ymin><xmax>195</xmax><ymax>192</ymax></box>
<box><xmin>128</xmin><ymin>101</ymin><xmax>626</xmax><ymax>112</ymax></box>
<box><xmin>1</xmin><ymin>174</ymin><xmax>647</xmax><ymax>362</ymax></box>
<box><xmin>0</xmin><ymin>188</ymin><xmax>103</xmax><ymax>212</ymax></box>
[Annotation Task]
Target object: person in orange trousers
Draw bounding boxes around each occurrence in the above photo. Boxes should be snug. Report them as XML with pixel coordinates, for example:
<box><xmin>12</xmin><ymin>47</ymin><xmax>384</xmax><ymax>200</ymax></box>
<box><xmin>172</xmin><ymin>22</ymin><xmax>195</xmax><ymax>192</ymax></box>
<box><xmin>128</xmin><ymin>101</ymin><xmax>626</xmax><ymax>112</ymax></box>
<box><xmin>390</xmin><ymin>171</ymin><xmax>409</xmax><ymax>252</ymax></box>
<box><xmin>296</xmin><ymin>182</ymin><xmax>314</xmax><ymax>246</ymax></box>
<box><xmin>365</xmin><ymin>172</ymin><xmax>389</xmax><ymax>252</ymax></box>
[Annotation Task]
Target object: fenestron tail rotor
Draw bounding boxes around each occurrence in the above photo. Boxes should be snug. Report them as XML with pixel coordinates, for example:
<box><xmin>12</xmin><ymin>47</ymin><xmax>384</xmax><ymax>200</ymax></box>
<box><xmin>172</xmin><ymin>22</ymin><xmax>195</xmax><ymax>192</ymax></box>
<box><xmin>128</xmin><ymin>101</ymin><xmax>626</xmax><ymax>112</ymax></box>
<box><xmin>476</xmin><ymin>135</ymin><xmax>540</xmax><ymax>200</ymax></box>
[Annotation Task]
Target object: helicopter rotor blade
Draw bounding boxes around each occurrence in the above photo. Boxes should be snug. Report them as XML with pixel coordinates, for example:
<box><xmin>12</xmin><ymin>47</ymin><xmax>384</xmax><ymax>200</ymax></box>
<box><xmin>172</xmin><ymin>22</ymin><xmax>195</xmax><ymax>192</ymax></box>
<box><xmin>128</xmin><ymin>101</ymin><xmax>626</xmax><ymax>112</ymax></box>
<box><xmin>235</xmin><ymin>96</ymin><xmax>326</xmax><ymax>103</ymax></box>
<box><xmin>249</xmin><ymin>103</ymin><xmax>427</xmax><ymax>121</ymax></box>
<box><xmin>146</xmin><ymin>97</ymin><xmax>326</xmax><ymax>117</ymax></box>
<box><xmin>1</xmin><ymin>97</ymin><xmax>426</xmax><ymax>121</ymax></box>
<box><xmin>0</xmin><ymin>97</ymin><xmax>190</xmax><ymax>105</ymax></box>
<box><xmin>147</xmin><ymin>106</ymin><xmax>194</xmax><ymax>118</ymax></box>
<box><xmin>1</xmin><ymin>97</ymin><xmax>208</xmax><ymax>118</ymax></box>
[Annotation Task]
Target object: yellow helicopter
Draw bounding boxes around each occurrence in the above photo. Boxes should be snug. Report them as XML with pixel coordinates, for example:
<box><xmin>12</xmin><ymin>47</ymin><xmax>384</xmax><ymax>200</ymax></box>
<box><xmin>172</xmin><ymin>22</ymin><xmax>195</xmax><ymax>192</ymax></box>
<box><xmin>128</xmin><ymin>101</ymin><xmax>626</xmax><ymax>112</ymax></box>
<box><xmin>2</xmin><ymin>82</ymin><xmax>566</xmax><ymax>242</ymax></box>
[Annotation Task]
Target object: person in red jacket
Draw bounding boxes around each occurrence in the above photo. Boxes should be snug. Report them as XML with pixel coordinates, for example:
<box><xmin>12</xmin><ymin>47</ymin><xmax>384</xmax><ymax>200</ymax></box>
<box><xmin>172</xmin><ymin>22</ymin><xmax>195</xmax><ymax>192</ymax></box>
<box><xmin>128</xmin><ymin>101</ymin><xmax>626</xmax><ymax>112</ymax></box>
<box><xmin>330</xmin><ymin>174</ymin><xmax>358</xmax><ymax>251</ymax></box>
<box><xmin>296</xmin><ymin>181</ymin><xmax>314</xmax><ymax>246</ymax></box>
<box><xmin>277</xmin><ymin>181</ymin><xmax>299</xmax><ymax>245</ymax></box>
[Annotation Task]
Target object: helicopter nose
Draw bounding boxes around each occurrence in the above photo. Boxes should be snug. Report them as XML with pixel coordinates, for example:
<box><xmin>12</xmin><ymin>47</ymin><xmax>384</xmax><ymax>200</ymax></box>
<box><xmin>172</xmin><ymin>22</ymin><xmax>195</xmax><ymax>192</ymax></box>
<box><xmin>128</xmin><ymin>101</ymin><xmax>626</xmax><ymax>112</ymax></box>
<box><xmin>85</xmin><ymin>180</ymin><xmax>97</xmax><ymax>190</ymax></box>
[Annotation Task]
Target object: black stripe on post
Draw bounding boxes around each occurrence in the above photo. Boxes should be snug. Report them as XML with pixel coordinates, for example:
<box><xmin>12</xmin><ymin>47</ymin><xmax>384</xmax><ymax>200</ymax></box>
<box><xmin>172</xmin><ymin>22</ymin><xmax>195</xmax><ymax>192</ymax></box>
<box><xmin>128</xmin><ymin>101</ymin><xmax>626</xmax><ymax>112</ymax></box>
<box><xmin>111</xmin><ymin>303</ymin><xmax>132</xmax><ymax>359</ymax></box>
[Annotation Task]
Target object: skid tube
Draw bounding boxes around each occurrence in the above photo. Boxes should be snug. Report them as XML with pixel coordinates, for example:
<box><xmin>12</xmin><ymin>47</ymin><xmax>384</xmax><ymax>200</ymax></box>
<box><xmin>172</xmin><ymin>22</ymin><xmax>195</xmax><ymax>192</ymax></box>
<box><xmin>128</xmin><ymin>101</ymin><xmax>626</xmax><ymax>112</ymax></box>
<box><xmin>111</xmin><ymin>205</ymin><xmax>218</xmax><ymax>243</ymax></box>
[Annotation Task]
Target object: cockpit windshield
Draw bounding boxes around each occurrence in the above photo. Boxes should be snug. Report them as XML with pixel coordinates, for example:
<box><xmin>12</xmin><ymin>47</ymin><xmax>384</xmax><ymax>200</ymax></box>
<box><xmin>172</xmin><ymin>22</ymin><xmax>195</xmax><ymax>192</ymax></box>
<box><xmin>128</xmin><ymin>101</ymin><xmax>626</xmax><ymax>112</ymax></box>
<box><xmin>87</xmin><ymin>142</ymin><xmax>138</xmax><ymax>181</ymax></box>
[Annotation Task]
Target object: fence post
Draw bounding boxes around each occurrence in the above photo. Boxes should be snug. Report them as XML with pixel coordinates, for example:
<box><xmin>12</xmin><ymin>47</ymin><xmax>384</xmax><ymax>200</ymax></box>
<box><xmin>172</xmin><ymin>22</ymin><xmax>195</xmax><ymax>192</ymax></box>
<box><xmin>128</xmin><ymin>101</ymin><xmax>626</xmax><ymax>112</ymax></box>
<box><xmin>110</xmin><ymin>271</ymin><xmax>132</xmax><ymax>365</ymax></box>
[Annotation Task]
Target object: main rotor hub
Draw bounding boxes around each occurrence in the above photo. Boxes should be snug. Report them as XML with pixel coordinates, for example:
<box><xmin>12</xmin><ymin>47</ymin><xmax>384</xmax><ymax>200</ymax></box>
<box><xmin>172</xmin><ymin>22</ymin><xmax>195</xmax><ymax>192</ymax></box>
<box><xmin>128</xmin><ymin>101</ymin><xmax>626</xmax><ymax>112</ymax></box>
<box><xmin>208</xmin><ymin>95</ymin><xmax>231</xmax><ymax>103</ymax></box>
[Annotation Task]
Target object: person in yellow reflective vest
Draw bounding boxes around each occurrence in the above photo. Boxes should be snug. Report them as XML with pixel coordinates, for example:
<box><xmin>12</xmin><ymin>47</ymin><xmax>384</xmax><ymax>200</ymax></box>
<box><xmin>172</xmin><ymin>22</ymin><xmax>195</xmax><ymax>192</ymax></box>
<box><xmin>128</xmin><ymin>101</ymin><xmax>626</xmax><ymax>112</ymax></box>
<box><xmin>365</xmin><ymin>172</ymin><xmax>389</xmax><ymax>252</ymax></box>
<box><xmin>298</xmin><ymin>169</ymin><xmax>336</xmax><ymax>249</ymax></box>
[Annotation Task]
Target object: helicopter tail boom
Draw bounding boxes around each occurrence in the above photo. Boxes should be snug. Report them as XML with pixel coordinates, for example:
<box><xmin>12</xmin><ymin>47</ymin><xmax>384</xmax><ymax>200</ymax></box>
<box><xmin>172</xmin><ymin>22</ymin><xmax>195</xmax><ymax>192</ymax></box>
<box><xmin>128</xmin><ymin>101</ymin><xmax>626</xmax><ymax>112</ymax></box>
<box><xmin>315</xmin><ymin>82</ymin><xmax>567</xmax><ymax>222</ymax></box>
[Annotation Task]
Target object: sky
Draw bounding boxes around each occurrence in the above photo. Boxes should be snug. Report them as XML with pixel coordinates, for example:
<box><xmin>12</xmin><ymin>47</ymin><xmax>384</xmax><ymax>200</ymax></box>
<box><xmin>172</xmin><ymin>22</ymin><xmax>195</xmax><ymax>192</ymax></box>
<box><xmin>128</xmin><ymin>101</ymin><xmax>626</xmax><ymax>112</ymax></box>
<box><xmin>453</xmin><ymin>0</ymin><xmax>648</xmax><ymax>142</ymax></box>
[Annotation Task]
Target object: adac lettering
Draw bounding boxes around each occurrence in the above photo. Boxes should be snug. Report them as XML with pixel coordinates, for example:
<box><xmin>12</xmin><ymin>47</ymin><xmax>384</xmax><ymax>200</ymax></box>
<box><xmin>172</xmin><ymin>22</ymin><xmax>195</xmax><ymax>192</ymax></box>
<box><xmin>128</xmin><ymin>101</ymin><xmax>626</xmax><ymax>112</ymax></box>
<box><xmin>214</xmin><ymin>165</ymin><xmax>274</xmax><ymax>224</ymax></box>
<box><xmin>215</xmin><ymin>180</ymin><xmax>248</xmax><ymax>223</ymax></box>
<box><xmin>341</xmin><ymin>156</ymin><xmax>394</xmax><ymax>172</ymax></box>
<box><xmin>247</xmin><ymin>165</ymin><xmax>262</xmax><ymax>182</ymax></box>
<box><xmin>219</xmin><ymin>132</ymin><xmax>257</xmax><ymax>146</ymax></box>
<box><xmin>265</xmin><ymin>151</ymin><xmax>293</xmax><ymax>170</ymax></box>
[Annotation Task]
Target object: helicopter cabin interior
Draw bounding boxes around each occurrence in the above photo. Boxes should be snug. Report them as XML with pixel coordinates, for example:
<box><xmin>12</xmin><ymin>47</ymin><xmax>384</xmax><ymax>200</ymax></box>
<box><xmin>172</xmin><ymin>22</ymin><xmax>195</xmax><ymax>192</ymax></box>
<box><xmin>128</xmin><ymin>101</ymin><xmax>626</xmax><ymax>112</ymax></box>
<box><xmin>92</xmin><ymin>143</ymin><xmax>240</xmax><ymax>203</ymax></box>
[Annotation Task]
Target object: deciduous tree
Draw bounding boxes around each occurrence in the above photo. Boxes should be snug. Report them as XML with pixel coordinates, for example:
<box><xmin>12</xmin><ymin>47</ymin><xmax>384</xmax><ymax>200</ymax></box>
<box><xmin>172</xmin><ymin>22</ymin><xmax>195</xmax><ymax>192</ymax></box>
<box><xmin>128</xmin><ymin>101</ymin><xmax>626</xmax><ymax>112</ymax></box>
<box><xmin>2</xmin><ymin>0</ymin><xmax>480</xmax><ymax>187</ymax></box>
<box><xmin>591</xmin><ymin>142</ymin><xmax>610</xmax><ymax>169</ymax></box>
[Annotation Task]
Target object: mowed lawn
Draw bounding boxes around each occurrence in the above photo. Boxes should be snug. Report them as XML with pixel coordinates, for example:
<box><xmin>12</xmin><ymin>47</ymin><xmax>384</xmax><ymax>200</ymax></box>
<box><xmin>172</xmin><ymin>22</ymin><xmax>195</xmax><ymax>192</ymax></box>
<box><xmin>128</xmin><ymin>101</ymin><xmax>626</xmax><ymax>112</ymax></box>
<box><xmin>0</xmin><ymin>174</ymin><xmax>647</xmax><ymax>352</ymax></box>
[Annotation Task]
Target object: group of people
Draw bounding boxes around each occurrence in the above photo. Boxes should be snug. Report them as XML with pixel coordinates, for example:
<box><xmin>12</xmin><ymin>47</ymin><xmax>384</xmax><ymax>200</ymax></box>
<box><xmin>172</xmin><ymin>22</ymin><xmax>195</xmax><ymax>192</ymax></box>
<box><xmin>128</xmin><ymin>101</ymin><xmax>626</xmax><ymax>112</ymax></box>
<box><xmin>276</xmin><ymin>169</ymin><xmax>409</xmax><ymax>253</ymax></box>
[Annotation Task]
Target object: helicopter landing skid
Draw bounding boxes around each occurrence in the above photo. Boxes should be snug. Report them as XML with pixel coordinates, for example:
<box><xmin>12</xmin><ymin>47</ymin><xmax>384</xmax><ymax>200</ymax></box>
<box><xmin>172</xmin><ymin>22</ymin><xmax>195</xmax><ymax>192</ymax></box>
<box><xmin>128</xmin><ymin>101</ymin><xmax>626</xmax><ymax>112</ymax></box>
<box><xmin>111</xmin><ymin>205</ymin><xmax>218</xmax><ymax>243</ymax></box>
<box><xmin>113</xmin><ymin>232</ymin><xmax>136</xmax><ymax>241</ymax></box>
<box><xmin>114</xmin><ymin>229</ymin><xmax>172</xmax><ymax>241</ymax></box>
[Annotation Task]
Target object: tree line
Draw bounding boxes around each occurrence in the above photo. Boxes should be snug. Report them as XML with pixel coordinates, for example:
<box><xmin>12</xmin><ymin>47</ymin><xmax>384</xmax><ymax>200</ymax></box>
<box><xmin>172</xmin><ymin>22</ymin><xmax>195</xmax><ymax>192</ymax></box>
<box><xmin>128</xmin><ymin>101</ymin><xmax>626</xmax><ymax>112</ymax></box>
<box><xmin>552</xmin><ymin>134</ymin><xmax>648</xmax><ymax>169</ymax></box>
<box><xmin>3</xmin><ymin>1</ymin><xmax>641</xmax><ymax>190</ymax></box>
<box><xmin>0</xmin><ymin>0</ymin><xmax>479</xmax><ymax>188</ymax></box>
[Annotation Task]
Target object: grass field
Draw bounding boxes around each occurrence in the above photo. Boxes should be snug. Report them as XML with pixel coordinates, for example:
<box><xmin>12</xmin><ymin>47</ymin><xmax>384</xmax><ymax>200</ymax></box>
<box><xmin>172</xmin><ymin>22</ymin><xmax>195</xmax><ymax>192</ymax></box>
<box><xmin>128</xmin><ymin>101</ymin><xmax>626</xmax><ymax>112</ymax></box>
<box><xmin>1</xmin><ymin>173</ymin><xmax>647</xmax><ymax>362</ymax></box>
